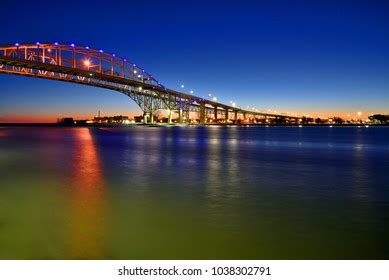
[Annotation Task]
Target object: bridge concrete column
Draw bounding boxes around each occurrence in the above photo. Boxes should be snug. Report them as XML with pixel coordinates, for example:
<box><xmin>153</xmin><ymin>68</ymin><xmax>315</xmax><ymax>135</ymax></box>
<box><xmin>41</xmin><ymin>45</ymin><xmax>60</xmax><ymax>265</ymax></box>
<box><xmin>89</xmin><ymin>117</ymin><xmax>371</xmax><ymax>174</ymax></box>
<box><xmin>199</xmin><ymin>103</ymin><xmax>206</xmax><ymax>124</ymax></box>
<box><xmin>150</xmin><ymin>113</ymin><xmax>154</xmax><ymax>124</ymax></box>
<box><xmin>234</xmin><ymin>111</ymin><xmax>238</xmax><ymax>123</ymax></box>
<box><xmin>143</xmin><ymin>113</ymin><xmax>148</xmax><ymax>124</ymax></box>
<box><xmin>178</xmin><ymin>109</ymin><xmax>183</xmax><ymax>124</ymax></box>
<box><xmin>168</xmin><ymin>109</ymin><xmax>172</xmax><ymax>124</ymax></box>
<box><xmin>214</xmin><ymin>107</ymin><xmax>218</xmax><ymax>122</ymax></box>
<box><xmin>224</xmin><ymin>109</ymin><xmax>229</xmax><ymax>123</ymax></box>
<box><xmin>243</xmin><ymin>112</ymin><xmax>247</xmax><ymax>120</ymax></box>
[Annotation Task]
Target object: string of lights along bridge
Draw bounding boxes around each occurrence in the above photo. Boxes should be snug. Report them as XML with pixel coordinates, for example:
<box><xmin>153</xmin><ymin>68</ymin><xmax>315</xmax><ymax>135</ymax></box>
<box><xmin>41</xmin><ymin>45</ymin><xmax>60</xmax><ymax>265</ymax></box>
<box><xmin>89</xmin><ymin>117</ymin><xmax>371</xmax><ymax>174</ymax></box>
<box><xmin>0</xmin><ymin>42</ymin><xmax>301</xmax><ymax>124</ymax></box>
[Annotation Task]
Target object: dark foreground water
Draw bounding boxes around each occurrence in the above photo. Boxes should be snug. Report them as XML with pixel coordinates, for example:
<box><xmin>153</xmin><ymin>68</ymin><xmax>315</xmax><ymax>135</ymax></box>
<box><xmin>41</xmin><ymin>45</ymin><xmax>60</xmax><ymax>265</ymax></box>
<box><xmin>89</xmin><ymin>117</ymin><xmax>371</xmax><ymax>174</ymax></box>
<box><xmin>0</xmin><ymin>126</ymin><xmax>389</xmax><ymax>259</ymax></box>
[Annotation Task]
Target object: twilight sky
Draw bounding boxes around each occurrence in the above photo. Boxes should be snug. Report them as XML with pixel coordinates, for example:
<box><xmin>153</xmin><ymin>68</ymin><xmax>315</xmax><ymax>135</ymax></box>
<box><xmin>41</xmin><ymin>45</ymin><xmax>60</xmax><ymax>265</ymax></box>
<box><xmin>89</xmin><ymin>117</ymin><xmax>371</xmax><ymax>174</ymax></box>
<box><xmin>1</xmin><ymin>0</ymin><xmax>388</xmax><ymax>122</ymax></box>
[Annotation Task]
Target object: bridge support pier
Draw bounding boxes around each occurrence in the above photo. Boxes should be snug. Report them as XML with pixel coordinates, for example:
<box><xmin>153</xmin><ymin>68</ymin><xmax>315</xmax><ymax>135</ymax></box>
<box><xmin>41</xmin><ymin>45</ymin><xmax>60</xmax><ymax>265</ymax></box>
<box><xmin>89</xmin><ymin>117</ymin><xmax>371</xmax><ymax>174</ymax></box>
<box><xmin>234</xmin><ymin>111</ymin><xmax>238</xmax><ymax>124</ymax></box>
<box><xmin>143</xmin><ymin>113</ymin><xmax>148</xmax><ymax>124</ymax></box>
<box><xmin>178</xmin><ymin>109</ymin><xmax>183</xmax><ymax>124</ymax></box>
<box><xmin>224</xmin><ymin>109</ymin><xmax>229</xmax><ymax>123</ymax></box>
<box><xmin>200</xmin><ymin>103</ymin><xmax>206</xmax><ymax>124</ymax></box>
<box><xmin>214</xmin><ymin>107</ymin><xmax>218</xmax><ymax>122</ymax></box>
<box><xmin>168</xmin><ymin>109</ymin><xmax>172</xmax><ymax>124</ymax></box>
<box><xmin>150</xmin><ymin>113</ymin><xmax>154</xmax><ymax>124</ymax></box>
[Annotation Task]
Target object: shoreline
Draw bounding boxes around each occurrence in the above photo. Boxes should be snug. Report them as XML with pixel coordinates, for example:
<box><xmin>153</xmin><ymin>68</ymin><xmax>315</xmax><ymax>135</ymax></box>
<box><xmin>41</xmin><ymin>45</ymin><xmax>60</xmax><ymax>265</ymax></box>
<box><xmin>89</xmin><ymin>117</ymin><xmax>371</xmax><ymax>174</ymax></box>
<box><xmin>0</xmin><ymin>123</ymin><xmax>388</xmax><ymax>128</ymax></box>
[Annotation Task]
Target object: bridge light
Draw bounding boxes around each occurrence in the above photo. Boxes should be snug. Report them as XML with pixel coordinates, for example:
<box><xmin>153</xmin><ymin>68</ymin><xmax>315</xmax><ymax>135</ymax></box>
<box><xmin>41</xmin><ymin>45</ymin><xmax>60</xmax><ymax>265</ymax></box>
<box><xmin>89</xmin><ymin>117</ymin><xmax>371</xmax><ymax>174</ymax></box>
<box><xmin>123</xmin><ymin>58</ymin><xmax>127</xmax><ymax>62</ymax></box>
<box><xmin>36</xmin><ymin>42</ymin><xmax>40</xmax><ymax>45</ymax></box>
<box><xmin>83</xmin><ymin>60</ymin><xmax>91</xmax><ymax>67</ymax></box>
<box><xmin>213</xmin><ymin>97</ymin><xmax>217</xmax><ymax>101</ymax></box>
<box><xmin>137</xmin><ymin>74</ymin><xmax>141</xmax><ymax>78</ymax></box>
<box><xmin>138</xmin><ymin>87</ymin><xmax>143</xmax><ymax>90</ymax></box>
<box><xmin>134</xmin><ymin>70</ymin><xmax>137</xmax><ymax>74</ymax></box>
<box><xmin>86</xmin><ymin>46</ymin><xmax>89</xmax><ymax>49</ymax></box>
<box><xmin>181</xmin><ymin>84</ymin><xmax>185</xmax><ymax>88</ymax></box>
<box><xmin>133</xmin><ymin>64</ymin><xmax>136</xmax><ymax>67</ymax></box>
<box><xmin>15</xmin><ymin>43</ymin><xmax>19</xmax><ymax>46</ymax></box>
<box><xmin>54</xmin><ymin>42</ymin><xmax>59</xmax><ymax>46</ymax></box>
<box><xmin>70</xmin><ymin>43</ymin><xmax>75</xmax><ymax>47</ymax></box>
<box><xmin>190</xmin><ymin>90</ymin><xmax>194</xmax><ymax>94</ymax></box>
<box><xmin>99</xmin><ymin>49</ymin><xmax>103</xmax><ymax>53</ymax></box>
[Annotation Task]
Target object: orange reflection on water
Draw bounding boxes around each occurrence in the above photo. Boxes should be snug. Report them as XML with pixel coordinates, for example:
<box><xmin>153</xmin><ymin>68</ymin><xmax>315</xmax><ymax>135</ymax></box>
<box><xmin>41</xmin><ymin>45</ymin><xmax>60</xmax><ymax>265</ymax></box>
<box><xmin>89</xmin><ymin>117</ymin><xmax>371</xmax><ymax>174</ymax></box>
<box><xmin>68</xmin><ymin>128</ymin><xmax>107</xmax><ymax>259</ymax></box>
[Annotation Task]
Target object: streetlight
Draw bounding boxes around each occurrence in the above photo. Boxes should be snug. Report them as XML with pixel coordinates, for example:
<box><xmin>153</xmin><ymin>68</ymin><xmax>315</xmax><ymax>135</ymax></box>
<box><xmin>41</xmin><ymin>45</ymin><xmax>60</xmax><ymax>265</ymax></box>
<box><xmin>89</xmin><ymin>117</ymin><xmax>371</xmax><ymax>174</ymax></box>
<box><xmin>83</xmin><ymin>59</ymin><xmax>91</xmax><ymax>70</ymax></box>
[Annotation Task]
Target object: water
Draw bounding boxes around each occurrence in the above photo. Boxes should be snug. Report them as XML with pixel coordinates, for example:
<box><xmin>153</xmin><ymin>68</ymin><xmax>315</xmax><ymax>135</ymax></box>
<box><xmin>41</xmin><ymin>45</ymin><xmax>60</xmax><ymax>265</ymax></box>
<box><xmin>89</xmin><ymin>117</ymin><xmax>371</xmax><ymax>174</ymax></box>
<box><xmin>0</xmin><ymin>126</ymin><xmax>389</xmax><ymax>259</ymax></box>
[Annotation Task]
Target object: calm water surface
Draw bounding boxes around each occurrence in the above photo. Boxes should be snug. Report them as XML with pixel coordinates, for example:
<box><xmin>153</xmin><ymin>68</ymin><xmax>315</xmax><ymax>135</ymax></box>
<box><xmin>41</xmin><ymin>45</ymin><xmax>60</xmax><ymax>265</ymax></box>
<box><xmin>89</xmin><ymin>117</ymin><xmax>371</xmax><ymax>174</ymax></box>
<box><xmin>1</xmin><ymin>126</ymin><xmax>389</xmax><ymax>259</ymax></box>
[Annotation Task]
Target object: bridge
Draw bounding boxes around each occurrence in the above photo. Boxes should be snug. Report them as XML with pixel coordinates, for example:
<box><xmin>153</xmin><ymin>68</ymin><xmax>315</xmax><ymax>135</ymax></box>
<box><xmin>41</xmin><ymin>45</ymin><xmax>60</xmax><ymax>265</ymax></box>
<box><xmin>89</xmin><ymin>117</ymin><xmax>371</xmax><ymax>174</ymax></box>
<box><xmin>0</xmin><ymin>42</ymin><xmax>299</xmax><ymax>124</ymax></box>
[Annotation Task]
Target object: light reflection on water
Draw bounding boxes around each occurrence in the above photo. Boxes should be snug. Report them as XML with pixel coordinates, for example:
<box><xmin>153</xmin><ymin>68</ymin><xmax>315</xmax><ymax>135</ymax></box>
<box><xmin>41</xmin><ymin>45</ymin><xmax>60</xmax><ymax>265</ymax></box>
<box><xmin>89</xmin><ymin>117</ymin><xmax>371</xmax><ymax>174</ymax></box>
<box><xmin>68</xmin><ymin>128</ymin><xmax>107</xmax><ymax>259</ymax></box>
<box><xmin>0</xmin><ymin>126</ymin><xmax>389</xmax><ymax>259</ymax></box>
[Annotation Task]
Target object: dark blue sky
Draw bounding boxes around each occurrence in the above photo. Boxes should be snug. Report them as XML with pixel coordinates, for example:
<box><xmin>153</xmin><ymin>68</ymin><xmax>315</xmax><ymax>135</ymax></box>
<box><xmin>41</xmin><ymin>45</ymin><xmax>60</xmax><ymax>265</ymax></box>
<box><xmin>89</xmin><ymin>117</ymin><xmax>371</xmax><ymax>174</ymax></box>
<box><xmin>1</xmin><ymin>0</ymin><xmax>388</xmax><ymax>121</ymax></box>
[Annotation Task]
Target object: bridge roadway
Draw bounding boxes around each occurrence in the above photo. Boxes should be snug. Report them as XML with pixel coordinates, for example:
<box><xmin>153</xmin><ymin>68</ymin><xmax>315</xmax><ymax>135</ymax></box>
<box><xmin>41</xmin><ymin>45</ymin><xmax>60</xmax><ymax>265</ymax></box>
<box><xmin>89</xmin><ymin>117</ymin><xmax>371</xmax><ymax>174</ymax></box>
<box><xmin>0</xmin><ymin>43</ymin><xmax>299</xmax><ymax>124</ymax></box>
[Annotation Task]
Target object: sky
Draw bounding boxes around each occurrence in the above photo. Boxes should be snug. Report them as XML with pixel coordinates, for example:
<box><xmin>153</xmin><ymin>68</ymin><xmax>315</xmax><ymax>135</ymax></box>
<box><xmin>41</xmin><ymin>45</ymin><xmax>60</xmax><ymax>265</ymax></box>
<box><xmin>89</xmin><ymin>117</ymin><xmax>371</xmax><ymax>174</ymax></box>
<box><xmin>1</xmin><ymin>0</ymin><xmax>389</xmax><ymax>122</ymax></box>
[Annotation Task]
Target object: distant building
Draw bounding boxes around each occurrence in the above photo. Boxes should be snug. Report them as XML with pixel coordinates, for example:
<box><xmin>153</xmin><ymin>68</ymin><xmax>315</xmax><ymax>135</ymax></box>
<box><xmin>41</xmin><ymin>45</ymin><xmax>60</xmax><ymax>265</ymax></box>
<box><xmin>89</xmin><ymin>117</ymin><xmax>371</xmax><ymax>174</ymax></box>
<box><xmin>57</xmin><ymin>117</ymin><xmax>74</xmax><ymax>125</ymax></box>
<box><xmin>134</xmin><ymin>116</ymin><xmax>144</xmax><ymax>123</ymax></box>
<box><xmin>93</xmin><ymin>115</ymin><xmax>130</xmax><ymax>124</ymax></box>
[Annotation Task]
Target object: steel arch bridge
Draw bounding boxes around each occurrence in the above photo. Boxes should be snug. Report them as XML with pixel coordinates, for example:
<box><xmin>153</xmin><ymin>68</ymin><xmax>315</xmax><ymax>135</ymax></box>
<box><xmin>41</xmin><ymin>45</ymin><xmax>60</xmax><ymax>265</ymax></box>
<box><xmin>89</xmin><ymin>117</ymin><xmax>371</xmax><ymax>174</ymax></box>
<box><xmin>0</xmin><ymin>42</ymin><xmax>298</xmax><ymax>124</ymax></box>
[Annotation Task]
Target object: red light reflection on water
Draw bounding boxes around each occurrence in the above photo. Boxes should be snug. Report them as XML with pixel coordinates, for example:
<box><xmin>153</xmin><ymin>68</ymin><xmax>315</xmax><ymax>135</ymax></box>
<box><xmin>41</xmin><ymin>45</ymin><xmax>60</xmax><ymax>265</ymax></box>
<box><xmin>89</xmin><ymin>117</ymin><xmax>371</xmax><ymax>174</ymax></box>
<box><xmin>0</xmin><ymin>129</ymin><xmax>10</xmax><ymax>137</ymax></box>
<box><xmin>68</xmin><ymin>128</ymin><xmax>107</xmax><ymax>259</ymax></box>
